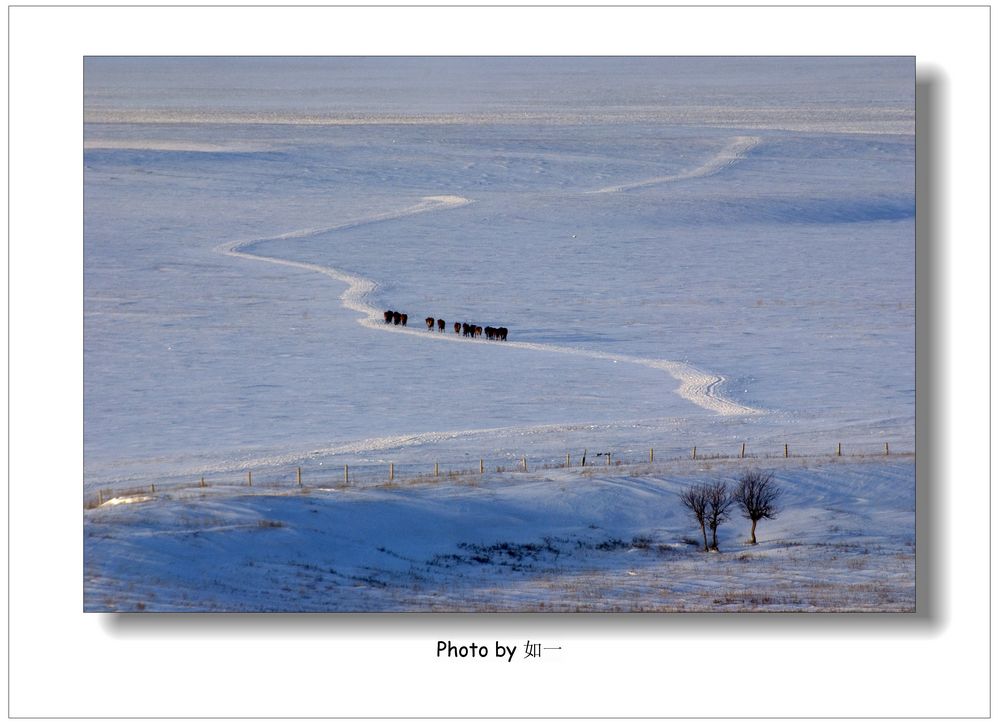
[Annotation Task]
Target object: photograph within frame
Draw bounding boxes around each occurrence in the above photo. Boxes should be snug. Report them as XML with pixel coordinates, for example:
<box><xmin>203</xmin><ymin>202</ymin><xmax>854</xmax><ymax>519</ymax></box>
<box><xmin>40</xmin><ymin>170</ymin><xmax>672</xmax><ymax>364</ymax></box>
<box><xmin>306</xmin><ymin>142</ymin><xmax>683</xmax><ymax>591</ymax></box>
<box><xmin>83</xmin><ymin>56</ymin><xmax>915</xmax><ymax>613</ymax></box>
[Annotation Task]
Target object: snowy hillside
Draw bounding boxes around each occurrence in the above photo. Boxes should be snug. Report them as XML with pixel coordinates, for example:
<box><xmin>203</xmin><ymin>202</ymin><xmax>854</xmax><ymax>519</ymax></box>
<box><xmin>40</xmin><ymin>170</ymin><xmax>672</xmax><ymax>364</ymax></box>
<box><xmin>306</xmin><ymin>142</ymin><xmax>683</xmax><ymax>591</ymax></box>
<box><xmin>85</xmin><ymin>456</ymin><xmax>914</xmax><ymax>612</ymax></box>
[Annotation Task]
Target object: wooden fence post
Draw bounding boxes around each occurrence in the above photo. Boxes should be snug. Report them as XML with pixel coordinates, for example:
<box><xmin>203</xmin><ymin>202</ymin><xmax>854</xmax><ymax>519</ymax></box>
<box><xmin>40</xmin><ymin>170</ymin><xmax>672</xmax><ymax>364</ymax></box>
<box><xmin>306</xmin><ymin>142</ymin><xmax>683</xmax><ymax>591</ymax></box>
<box><xmin>740</xmin><ymin>442</ymin><xmax>746</xmax><ymax>459</ymax></box>
<box><xmin>606</xmin><ymin>452</ymin><xmax>611</xmax><ymax>466</ymax></box>
<box><xmin>200</xmin><ymin>476</ymin><xmax>206</xmax><ymax>488</ymax></box>
<box><xmin>885</xmin><ymin>442</ymin><xmax>890</xmax><ymax>456</ymax></box>
<box><xmin>150</xmin><ymin>484</ymin><xmax>155</xmax><ymax>494</ymax></box>
<box><xmin>837</xmin><ymin>442</ymin><xmax>842</xmax><ymax>457</ymax></box>
<box><xmin>650</xmin><ymin>448</ymin><xmax>654</xmax><ymax>463</ymax></box>
<box><xmin>581</xmin><ymin>448</ymin><xmax>587</xmax><ymax>466</ymax></box>
<box><xmin>480</xmin><ymin>459</ymin><xmax>484</xmax><ymax>474</ymax></box>
<box><xmin>344</xmin><ymin>464</ymin><xmax>349</xmax><ymax>485</ymax></box>
<box><xmin>389</xmin><ymin>463</ymin><xmax>394</xmax><ymax>482</ymax></box>
<box><xmin>297</xmin><ymin>467</ymin><xmax>302</xmax><ymax>486</ymax></box>
<box><xmin>98</xmin><ymin>490</ymin><xmax>104</xmax><ymax>506</ymax></box>
<box><xmin>522</xmin><ymin>456</ymin><xmax>528</xmax><ymax>472</ymax></box>
<box><xmin>247</xmin><ymin>470</ymin><xmax>252</xmax><ymax>486</ymax></box>
<box><xmin>434</xmin><ymin>462</ymin><xmax>439</xmax><ymax>478</ymax></box>
<box><xmin>784</xmin><ymin>444</ymin><xmax>789</xmax><ymax>458</ymax></box>
<box><xmin>692</xmin><ymin>446</ymin><xmax>697</xmax><ymax>460</ymax></box>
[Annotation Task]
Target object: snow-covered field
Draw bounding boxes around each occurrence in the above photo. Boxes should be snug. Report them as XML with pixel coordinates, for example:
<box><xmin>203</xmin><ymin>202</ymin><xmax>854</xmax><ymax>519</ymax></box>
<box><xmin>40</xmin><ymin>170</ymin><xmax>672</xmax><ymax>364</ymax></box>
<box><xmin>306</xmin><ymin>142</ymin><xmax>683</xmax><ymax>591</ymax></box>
<box><xmin>83</xmin><ymin>57</ymin><xmax>914</xmax><ymax>611</ymax></box>
<box><xmin>85</xmin><ymin>456</ymin><xmax>914</xmax><ymax>612</ymax></box>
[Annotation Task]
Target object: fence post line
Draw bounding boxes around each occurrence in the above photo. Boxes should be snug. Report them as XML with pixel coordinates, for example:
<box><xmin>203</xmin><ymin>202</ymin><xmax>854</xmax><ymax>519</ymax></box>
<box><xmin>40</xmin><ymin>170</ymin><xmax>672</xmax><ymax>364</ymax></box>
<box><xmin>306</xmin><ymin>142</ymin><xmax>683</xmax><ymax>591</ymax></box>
<box><xmin>837</xmin><ymin>442</ymin><xmax>842</xmax><ymax>457</ymax></box>
<box><xmin>522</xmin><ymin>456</ymin><xmax>527</xmax><ymax>472</ymax></box>
<box><xmin>650</xmin><ymin>448</ymin><xmax>654</xmax><ymax>463</ymax></box>
<box><xmin>248</xmin><ymin>470</ymin><xmax>252</xmax><ymax>486</ymax></box>
<box><xmin>344</xmin><ymin>464</ymin><xmax>349</xmax><ymax>485</ymax></box>
<box><xmin>434</xmin><ymin>462</ymin><xmax>439</xmax><ymax>478</ymax></box>
<box><xmin>784</xmin><ymin>444</ymin><xmax>789</xmax><ymax>458</ymax></box>
<box><xmin>297</xmin><ymin>467</ymin><xmax>302</xmax><ymax>486</ymax></box>
<box><xmin>692</xmin><ymin>446</ymin><xmax>697</xmax><ymax>460</ymax></box>
<box><xmin>389</xmin><ymin>463</ymin><xmax>394</xmax><ymax>482</ymax></box>
<box><xmin>480</xmin><ymin>459</ymin><xmax>484</xmax><ymax>474</ymax></box>
<box><xmin>885</xmin><ymin>442</ymin><xmax>890</xmax><ymax>456</ymax></box>
<box><xmin>566</xmin><ymin>452</ymin><xmax>571</xmax><ymax>468</ymax></box>
<box><xmin>740</xmin><ymin>442</ymin><xmax>746</xmax><ymax>459</ymax></box>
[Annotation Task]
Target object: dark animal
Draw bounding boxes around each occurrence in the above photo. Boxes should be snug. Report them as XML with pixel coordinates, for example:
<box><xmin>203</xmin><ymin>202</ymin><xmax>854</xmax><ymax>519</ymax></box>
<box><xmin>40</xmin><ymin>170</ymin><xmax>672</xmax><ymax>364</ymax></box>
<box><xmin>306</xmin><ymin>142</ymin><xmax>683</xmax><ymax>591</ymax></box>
<box><xmin>401</xmin><ymin>314</ymin><xmax>408</xmax><ymax>326</ymax></box>
<box><xmin>462</xmin><ymin>323</ymin><xmax>471</xmax><ymax>337</ymax></box>
<box><xmin>384</xmin><ymin>310</ymin><xmax>394</xmax><ymax>324</ymax></box>
<box><xmin>393</xmin><ymin>312</ymin><xmax>401</xmax><ymax>325</ymax></box>
<box><xmin>425</xmin><ymin>317</ymin><xmax>435</xmax><ymax>331</ymax></box>
<box><xmin>437</xmin><ymin>319</ymin><xmax>445</xmax><ymax>333</ymax></box>
<box><xmin>475</xmin><ymin>326</ymin><xmax>483</xmax><ymax>338</ymax></box>
<box><xmin>497</xmin><ymin>327</ymin><xmax>508</xmax><ymax>341</ymax></box>
<box><xmin>454</xmin><ymin>322</ymin><xmax>461</xmax><ymax>334</ymax></box>
<box><xmin>485</xmin><ymin>326</ymin><xmax>496</xmax><ymax>340</ymax></box>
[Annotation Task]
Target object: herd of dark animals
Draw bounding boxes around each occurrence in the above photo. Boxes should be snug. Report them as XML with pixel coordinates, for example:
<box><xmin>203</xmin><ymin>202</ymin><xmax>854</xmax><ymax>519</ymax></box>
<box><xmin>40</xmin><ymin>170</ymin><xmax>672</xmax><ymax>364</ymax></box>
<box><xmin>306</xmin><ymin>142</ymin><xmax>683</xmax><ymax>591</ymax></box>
<box><xmin>382</xmin><ymin>310</ymin><xmax>409</xmax><ymax>326</ymax></box>
<box><xmin>381</xmin><ymin>309</ymin><xmax>507</xmax><ymax>341</ymax></box>
<box><xmin>424</xmin><ymin>316</ymin><xmax>509</xmax><ymax>341</ymax></box>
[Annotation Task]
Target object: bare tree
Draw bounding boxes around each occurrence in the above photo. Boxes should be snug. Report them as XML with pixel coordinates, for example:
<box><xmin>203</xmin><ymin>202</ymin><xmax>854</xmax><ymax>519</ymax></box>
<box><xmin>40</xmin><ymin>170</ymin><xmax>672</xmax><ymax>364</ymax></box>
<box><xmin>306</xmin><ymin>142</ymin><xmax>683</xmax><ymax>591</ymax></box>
<box><xmin>678</xmin><ymin>484</ymin><xmax>710</xmax><ymax>552</ymax></box>
<box><xmin>705</xmin><ymin>481</ymin><xmax>734</xmax><ymax>551</ymax></box>
<box><xmin>733</xmin><ymin>470</ymin><xmax>782</xmax><ymax>545</ymax></box>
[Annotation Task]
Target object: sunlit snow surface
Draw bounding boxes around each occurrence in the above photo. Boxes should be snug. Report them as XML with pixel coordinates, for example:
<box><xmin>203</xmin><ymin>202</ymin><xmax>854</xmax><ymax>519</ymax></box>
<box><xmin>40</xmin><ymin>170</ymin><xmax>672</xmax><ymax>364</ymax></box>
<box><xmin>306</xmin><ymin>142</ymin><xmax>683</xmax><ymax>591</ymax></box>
<box><xmin>83</xmin><ymin>58</ymin><xmax>914</xmax><ymax>610</ymax></box>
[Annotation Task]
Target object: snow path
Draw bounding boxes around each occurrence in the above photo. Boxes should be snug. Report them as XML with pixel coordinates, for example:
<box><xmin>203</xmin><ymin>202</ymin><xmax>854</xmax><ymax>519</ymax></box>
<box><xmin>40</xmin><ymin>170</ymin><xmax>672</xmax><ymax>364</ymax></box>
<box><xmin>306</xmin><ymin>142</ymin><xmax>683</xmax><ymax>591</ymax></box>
<box><xmin>152</xmin><ymin>417</ymin><xmax>684</xmax><ymax>476</ymax></box>
<box><xmin>215</xmin><ymin>140</ymin><xmax>764</xmax><ymax>420</ymax></box>
<box><xmin>587</xmin><ymin>135</ymin><xmax>761</xmax><ymax>194</ymax></box>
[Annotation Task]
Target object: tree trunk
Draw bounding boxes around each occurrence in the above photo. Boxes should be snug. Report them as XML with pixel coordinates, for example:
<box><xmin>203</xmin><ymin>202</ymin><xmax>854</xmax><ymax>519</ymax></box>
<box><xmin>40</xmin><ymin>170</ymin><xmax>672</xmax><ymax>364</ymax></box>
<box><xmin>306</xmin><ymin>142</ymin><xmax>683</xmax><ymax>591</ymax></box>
<box><xmin>710</xmin><ymin>525</ymin><xmax>719</xmax><ymax>551</ymax></box>
<box><xmin>750</xmin><ymin>518</ymin><xmax>758</xmax><ymax>545</ymax></box>
<box><xmin>700</xmin><ymin>523</ymin><xmax>709</xmax><ymax>552</ymax></box>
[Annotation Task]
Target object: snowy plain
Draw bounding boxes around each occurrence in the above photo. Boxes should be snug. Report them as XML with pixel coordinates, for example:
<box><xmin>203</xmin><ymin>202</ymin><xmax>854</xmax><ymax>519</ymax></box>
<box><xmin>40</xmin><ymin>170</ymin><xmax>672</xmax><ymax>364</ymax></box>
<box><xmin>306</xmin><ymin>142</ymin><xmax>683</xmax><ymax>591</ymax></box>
<box><xmin>83</xmin><ymin>57</ymin><xmax>915</xmax><ymax>611</ymax></box>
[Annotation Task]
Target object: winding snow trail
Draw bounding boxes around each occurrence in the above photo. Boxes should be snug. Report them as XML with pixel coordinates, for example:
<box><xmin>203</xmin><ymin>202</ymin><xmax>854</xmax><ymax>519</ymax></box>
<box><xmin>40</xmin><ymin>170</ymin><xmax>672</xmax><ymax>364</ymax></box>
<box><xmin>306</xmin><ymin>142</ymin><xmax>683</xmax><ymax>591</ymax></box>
<box><xmin>216</xmin><ymin>183</ymin><xmax>760</xmax><ymax>418</ymax></box>
<box><xmin>216</xmin><ymin>195</ymin><xmax>473</xmax><ymax>319</ymax></box>
<box><xmin>587</xmin><ymin>135</ymin><xmax>761</xmax><ymax>194</ymax></box>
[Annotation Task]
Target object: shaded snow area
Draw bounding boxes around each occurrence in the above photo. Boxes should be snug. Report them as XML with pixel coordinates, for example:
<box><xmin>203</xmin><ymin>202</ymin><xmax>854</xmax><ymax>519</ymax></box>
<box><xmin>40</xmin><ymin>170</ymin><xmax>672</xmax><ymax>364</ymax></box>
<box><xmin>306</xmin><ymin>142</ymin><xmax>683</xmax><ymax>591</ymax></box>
<box><xmin>85</xmin><ymin>457</ymin><xmax>914</xmax><ymax>612</ymax></box>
